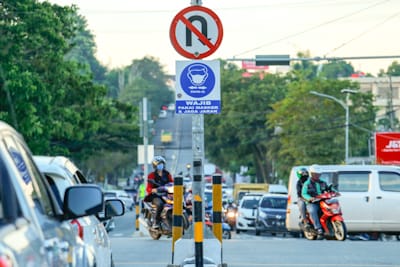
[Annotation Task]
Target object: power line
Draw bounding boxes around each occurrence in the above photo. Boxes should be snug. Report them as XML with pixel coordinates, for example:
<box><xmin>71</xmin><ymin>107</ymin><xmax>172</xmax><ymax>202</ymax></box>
<box><xmin>234</xmin><ymin>0</ymin><xmax>391</xmax><ymax>57</ymax></box>
<box><xmin>324</xmin><ymin>9</ymin><xmax>400</xmax><ymax>56</ymax></box>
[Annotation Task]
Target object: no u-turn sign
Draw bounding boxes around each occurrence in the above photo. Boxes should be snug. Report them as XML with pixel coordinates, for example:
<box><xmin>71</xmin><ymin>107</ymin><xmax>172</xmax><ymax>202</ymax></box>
<box><xmin>170</xmin><ymin>6</ymin><xmax>223</xmax><ymax>59</ymax></box>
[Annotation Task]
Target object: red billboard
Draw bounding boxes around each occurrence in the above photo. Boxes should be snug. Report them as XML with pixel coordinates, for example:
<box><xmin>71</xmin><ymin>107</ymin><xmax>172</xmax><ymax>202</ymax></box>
<box><xmin>375</xmin><ymin>132</ymin><xmax>400</xmax><ymax>165</ymax></box>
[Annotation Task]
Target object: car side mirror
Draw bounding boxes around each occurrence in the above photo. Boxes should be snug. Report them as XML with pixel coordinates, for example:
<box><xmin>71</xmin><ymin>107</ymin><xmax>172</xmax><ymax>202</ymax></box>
<box><xmin>105</xmin><ymin>199</ymin><xmax>125</xmax><ymax>219</ymax></box>
<box><xmin>63</xmin><ymin>185</ymin><xmax>103</xmax><ymax>220</ymax></box>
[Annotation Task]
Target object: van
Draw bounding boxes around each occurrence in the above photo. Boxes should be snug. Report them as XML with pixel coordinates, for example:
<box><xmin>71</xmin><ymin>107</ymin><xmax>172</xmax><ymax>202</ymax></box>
<box><xmin>286</xmin><ymin>165</ymin><xmax>400</xmax><ymax>235</ymax></box>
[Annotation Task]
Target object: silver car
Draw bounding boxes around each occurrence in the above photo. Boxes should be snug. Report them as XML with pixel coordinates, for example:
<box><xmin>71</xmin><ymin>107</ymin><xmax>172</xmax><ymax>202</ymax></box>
<box><xmin>0</xmin><ymin>120</ymin><xmax>103</xmax><ymax>266</ymax></box>
<box><xmin>104</xmin><ymin>190</ymin><xmax>135</xmax><ymax>211</ymax></box>
<box><xmin>34</xmin><ymin>155</ymin><xmax>124</xmax><ymax>267</ymax></box>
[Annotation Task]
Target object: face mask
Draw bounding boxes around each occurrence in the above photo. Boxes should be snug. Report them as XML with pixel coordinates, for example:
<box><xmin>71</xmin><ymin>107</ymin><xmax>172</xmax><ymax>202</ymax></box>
<box><xmin>157</xmin><ymin>163</ymin><xmax>164</xmax><ymax>171</ymax></box>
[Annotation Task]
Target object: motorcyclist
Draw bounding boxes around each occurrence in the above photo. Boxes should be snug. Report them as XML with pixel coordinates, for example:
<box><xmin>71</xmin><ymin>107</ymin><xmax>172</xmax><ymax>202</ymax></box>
<box><xmin>296</xmin><ymin>167</ymin><xmax>309</xmax><ymax>224</ymax></box>
<box><xmin>224</xmin><ymin>198</ymin><xmax>237</xmax><ymax>229</ymax></box>
<box><xmin>301</xmin><ymin>164</ymin><xmax>329</xmax><ymax>236</ymax></box>
<box><xmin>145</xmin><ymin>156</ymin><xmax>173</xmax><ymax>228</ymax></box>
<box><xmin>224</xmin><ymin>198</ymin><xmax>237</xmax><ymax>210</ymax></box>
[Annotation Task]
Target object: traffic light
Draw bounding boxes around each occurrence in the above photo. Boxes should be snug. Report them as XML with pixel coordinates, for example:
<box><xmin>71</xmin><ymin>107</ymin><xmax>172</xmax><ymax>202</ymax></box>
<box><xmin>255</xmin><ymin>55</ymin><xmax>290</xmax><ymax>66</ymax></box>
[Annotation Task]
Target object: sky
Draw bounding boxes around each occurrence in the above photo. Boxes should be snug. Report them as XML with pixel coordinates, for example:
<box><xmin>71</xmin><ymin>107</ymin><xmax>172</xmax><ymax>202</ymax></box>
<box><xmin>47</xmin><ymin>0</ymin><xmax>400</xmax><ymax>75</ymax></box>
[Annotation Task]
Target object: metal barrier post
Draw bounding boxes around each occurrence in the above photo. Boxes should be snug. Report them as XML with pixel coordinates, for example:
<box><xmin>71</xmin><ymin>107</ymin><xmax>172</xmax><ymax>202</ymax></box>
<box><xmin>135</xmin><ymin>200</ymin><xmax>140</xmax><ymax>231</ymax></box>
<box><xmin>212</xmin><ymin>174</ymin><xmax>223</xmax><ymax>242</ymax></box>
<box><xmin>172</xmin><ymin>176</ymin><xmax>184</xmax><ymax>264</ymax></box>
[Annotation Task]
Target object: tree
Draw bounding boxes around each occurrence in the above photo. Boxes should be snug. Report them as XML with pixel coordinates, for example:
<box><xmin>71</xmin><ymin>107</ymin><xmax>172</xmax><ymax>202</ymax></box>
<box><xmin>111</xmin><ymin>56</ymin><xmax>174</xmax><ymax>118</ymax></box>
<box><xmin>268</xmin><ymin>76</ymin><xmax>376</xmax><ymax>178</ymax></box>
<box><xmin>319</xmin><ymin>60</ymin><xmax>354</xmax><ymax>79</ymax></box>
<box><xmin>205</xmin><ymin>61</ymin><xmax>288</xmax><ymax>183</ymax></box>
<box><xmin>0</xmin><ymin>0</ymin><xmax>140</xmax><ymax>173</ymax></box>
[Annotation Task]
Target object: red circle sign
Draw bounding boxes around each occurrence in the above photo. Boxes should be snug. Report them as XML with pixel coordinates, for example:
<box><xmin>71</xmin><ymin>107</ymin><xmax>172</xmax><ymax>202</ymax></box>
<box><xmin>170</xmin><ymin>6</ymin><xmax>223</xmax><ymax>59</ymax></box>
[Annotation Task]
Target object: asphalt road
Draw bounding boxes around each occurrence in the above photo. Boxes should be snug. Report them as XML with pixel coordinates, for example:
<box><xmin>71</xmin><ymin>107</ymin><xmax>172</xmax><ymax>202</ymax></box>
<box><xmin>109</xmin><ymin>210</ymin><xmax>400</xmax><ymax>267</ymax></box>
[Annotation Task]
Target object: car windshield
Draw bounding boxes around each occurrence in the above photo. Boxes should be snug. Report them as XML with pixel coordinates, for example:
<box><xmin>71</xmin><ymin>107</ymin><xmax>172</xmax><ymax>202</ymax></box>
<box><xmin>241</xmin><ymin>198</ymin><xmax>259</xmax><ymax>209</ymax></box>
<box><xmin>260</xmin><ymin>197</ymin><xmax>287</xmax><ymax>209</ymax></box>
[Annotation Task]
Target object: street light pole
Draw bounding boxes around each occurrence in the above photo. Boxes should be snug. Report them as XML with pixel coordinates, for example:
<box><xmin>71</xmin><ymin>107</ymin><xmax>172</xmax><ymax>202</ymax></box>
<box><xmin>310</xmin><ymin>89</ymin><xmax>357</xmax><ymax>164</ymax></box>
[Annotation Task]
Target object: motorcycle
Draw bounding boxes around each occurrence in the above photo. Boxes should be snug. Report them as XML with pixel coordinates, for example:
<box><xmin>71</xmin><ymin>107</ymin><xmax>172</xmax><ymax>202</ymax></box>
<box><xmin>142</xmin><ymin>182</ymin><xmax>190</xmax><ymax>240</ymax></box>
<box><xmin>205</xmin><ymin>211</ymin><xmax>232</xmax><ymax>239</ymax></box>
<box><xmin>223</xmin><ymin>206</ymin><xmax>237</xmax><ymax>230</ymax></box>
<box><xmin>300</xmin><ymin>190</ymin><xmax>347</xmax><ymax>241</ymax></box>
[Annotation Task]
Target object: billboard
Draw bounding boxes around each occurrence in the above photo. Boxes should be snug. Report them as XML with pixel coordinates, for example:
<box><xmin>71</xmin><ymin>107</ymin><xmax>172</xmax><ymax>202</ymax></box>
<box><xmin>375</xmin><ymin>132</ymin><xmax>400</xmax><ymax>165</ymax></box>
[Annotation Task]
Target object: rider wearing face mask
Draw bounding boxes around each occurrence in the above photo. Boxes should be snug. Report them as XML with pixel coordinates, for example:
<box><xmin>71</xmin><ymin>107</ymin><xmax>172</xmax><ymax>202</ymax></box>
<box><xmin>145</xmin><ymin>156</ymin><xmax>174</xmax><ymax>228</ymax></box>
<box><xmin>301</xmin><ymin>164</ymin><xmax>329</xmax><ymax>236</ymax></box>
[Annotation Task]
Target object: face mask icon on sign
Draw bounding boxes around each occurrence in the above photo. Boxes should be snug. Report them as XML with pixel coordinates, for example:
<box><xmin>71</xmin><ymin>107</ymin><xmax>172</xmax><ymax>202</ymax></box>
<box><xmin>187</xmin><ymin>63</ymin><xmax>208</xmax><ymax>86</ymax></box>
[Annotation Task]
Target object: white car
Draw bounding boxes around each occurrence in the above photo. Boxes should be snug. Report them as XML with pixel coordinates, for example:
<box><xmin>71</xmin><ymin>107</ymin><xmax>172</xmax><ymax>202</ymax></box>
<box><xmin>159</xmin><ymin>110</ymin><xmax>167</xmax><ymax>118</ymax></box>
<box><xmin>34</xmin><ymin>155</ymin><xmax>123</xmax><ymax>267</ymax></box>
<box><xmin>236</xmin><ymin>193</ymin><xmax>263</xmax><ymax>233</ymax></box>
<box><xmin>105</xmin><ymin>190</ymin><xmax>135</xmax><ymax>211</ymax></box>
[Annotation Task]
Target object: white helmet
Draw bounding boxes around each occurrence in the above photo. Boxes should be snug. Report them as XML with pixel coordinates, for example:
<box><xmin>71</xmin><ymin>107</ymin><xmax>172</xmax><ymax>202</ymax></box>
<box><xmin>309</xmin><ymin>164</ymin><xmax>322</xmax><ymax>174</ymax></box>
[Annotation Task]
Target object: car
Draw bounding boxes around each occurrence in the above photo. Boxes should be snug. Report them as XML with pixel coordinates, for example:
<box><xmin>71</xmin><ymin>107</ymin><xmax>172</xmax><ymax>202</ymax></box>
<box><xmin>168</xmin><ymin>103</ymin><xmax>175</xmax><ymax>111</ymax></box>
<box><xmin>255</xmin><ymin>194</ymin><xmax>288</xmax><ymax>236</ymax></box>
<box><xmin>235</xmin><ymin>193</ymin><xmax>263</xmax><ymax>233</ymax></box>
<box><xmin>267</xmin><ymin>184</ymin><xmax>288</xmax><ymax>194</ymax></box>
<box><xmin>159</xmin><ymin>110</ymin><xmax>167</xmax><ymax>118</ymax></box>
<box><xmin>105</xmin><ymin>189</ymin><xmax>135</xmax><ymax>211</ymax></box>
<box><xmin>34</xmin><ymin>155</ymin><xmax>124</xmax><ymax>267</ymax></box>
<box><xmin>0</xmin><ymin>120</ymin><xmax>104</xmax><ymax>266</ymax></box>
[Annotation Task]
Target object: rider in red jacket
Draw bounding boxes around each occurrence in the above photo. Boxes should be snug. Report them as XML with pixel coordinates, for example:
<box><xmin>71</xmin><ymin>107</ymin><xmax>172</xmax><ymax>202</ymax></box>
<box><xmin>145</xmin><ymin>156</ymin><xmax>173</xmax><ymax>228</ymax></box>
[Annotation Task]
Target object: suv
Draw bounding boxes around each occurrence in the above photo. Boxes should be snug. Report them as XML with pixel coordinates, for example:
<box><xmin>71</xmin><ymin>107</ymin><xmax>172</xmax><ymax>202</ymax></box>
<box><xmin>34</xmin><ymin>155</ymin><xmax>124</xmax><ymax>267</ymax></box>
<box><xmin>255</xmin><ymin>194</ymin><xmax>288</xmax><ymax>236</ymax></box>
<box><xmin>235</xmin><ymin>193</ymin><xmax>263</xmax><ymax>233</ymax></box>
<box><xmin>0</xmin><ymin>120</ymin><xmax>104</xmax><ymax>266</ymax></box>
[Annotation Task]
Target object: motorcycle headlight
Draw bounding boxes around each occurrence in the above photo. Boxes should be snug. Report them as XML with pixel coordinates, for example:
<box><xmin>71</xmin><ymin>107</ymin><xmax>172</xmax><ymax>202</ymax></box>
<box><xmin>227</xmin><ymin>211</ymin><xmax>235</xmax><ymax>218</ymax></box>
<box><xmin>167</xmin><ymin>187</ymin><xmax>174</xmax><ymax>194</ymax></box>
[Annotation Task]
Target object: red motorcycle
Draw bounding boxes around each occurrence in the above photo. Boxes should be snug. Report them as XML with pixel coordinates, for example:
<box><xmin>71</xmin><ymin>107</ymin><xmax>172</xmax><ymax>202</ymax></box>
<box><xmin>300</xmin><ymin>191</ymin><xmax>347</xmax><ymax>241</ymax></box>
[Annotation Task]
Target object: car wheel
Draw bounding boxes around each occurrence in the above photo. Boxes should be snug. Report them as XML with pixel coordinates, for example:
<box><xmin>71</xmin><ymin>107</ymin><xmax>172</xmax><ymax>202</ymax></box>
<box><xmin>236</xmin><ymin>229</ymin><xmax>240</xmax><ymax>234</ymax></box>
<box><xmin>255</xmin><ymin>229</ymin><xmax>260</xmax><ymax>236</ymax></box>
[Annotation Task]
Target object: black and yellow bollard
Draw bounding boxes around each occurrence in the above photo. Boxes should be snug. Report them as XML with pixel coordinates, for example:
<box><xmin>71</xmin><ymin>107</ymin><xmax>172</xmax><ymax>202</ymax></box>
<box><xmin>212</xmin><ymin>174</ymin><xmax>223</xmax><ymax>242</ymax></box>
<box><xmin>193</xmin><ymin>194</ymin><xmax>204</xmax><ymax>267</ymax></box>
<box><xmin>172</xmin><ymin>176</ymin><xmax>183</xmax><ymax>264</ymax></box>
<box><xmin>135</xmin><ymin>199</ymin><xmax>140</xmax><ymax>231</ymax></box>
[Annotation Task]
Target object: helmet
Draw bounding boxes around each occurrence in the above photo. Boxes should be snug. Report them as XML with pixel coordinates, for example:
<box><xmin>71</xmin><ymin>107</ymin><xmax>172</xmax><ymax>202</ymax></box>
<box><xmin>296</xmin><ymin>168</ymin><xmax>309</xmax><ymax>179</ymax></box>
<box><xmin>309</xmin><ymin>164</ymin><xmax>322</xmax><ymax>174</ymax></box>
<box><xmin>152</xmin><ymin>156</ymin><xmax>166</xmax><ymax>170</ymax></box>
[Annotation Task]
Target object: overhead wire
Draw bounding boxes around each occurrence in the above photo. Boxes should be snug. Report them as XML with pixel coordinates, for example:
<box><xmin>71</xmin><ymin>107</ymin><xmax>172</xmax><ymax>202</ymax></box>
<box><xmin>233</xmin><ymin>0</ymin><xmax>392</xmax><ymax>57</ymax></box>
<box><xmin>324</xmin><ymin>9</ymin><xmax>400</xmax><ymax>57</ymax></box>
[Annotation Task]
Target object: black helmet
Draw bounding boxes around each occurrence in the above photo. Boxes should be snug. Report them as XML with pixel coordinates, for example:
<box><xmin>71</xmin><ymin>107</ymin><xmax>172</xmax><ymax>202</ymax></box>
<box><xmin>296</xmin><ymin>167</ymin><xmax>309</xmax><ymax>179</ymax></box>
<box><xmin>152</xmin><ymin>156</ymin><xmax>166</xmax><ymax>170</ymax></box>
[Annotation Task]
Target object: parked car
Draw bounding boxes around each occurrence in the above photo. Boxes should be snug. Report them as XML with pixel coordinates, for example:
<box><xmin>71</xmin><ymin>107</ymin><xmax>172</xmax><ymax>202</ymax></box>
<box><xmin>235</xmin><ymin>193</ymin><xmax>263</xmax><ymax>233</ymax></box>
<box><xmin>0</xmin><ymin>120</ymin><xmax>103</xmax><ymax>266</ymax></box>
<box><xmin>255</xmin><ymin>194</ymin><xmax>288</xmax><ymax>236</ymax></box>
<box><xmin>105</xmin><ymin>189</ymin><xmax>135</xmax><ymax>211</ymax></box>
<box><xmin>34</xmin><ymin>155</ymin><xmax>124</xmax><ymax>267</ymax></box>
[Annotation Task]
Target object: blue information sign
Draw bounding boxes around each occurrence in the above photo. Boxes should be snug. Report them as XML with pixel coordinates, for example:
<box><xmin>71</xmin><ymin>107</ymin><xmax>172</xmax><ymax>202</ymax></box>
<box><xmin>175</xmin><ymin>60</ymin><xmax>220</xmax><ymax>114</ymax></box>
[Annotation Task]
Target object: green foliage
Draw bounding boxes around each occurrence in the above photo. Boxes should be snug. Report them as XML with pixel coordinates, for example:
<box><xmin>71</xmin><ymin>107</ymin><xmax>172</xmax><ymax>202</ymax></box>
<box><xmin>268</xmin><ymin>77</ymin><xmax>376</xmax><ymax>178</ymax></box>
<box><xmin>205</xmin><ymin>61</ymin><xmax>288</xmax><ymax>183</ymax></box>
<box><xmin>0</xmin><ymin>0</ymin><xmax>140</xmax><ymax>181</ymax></box>
<box><xmin>319</xmin><ymin>61</ymin><xmax>355</xmax><ymax>79</ymax></box>
<box><xmin>115</xmin><ymin>56</ymin><xmax>174</xmax><ymax>118</ymax></box>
